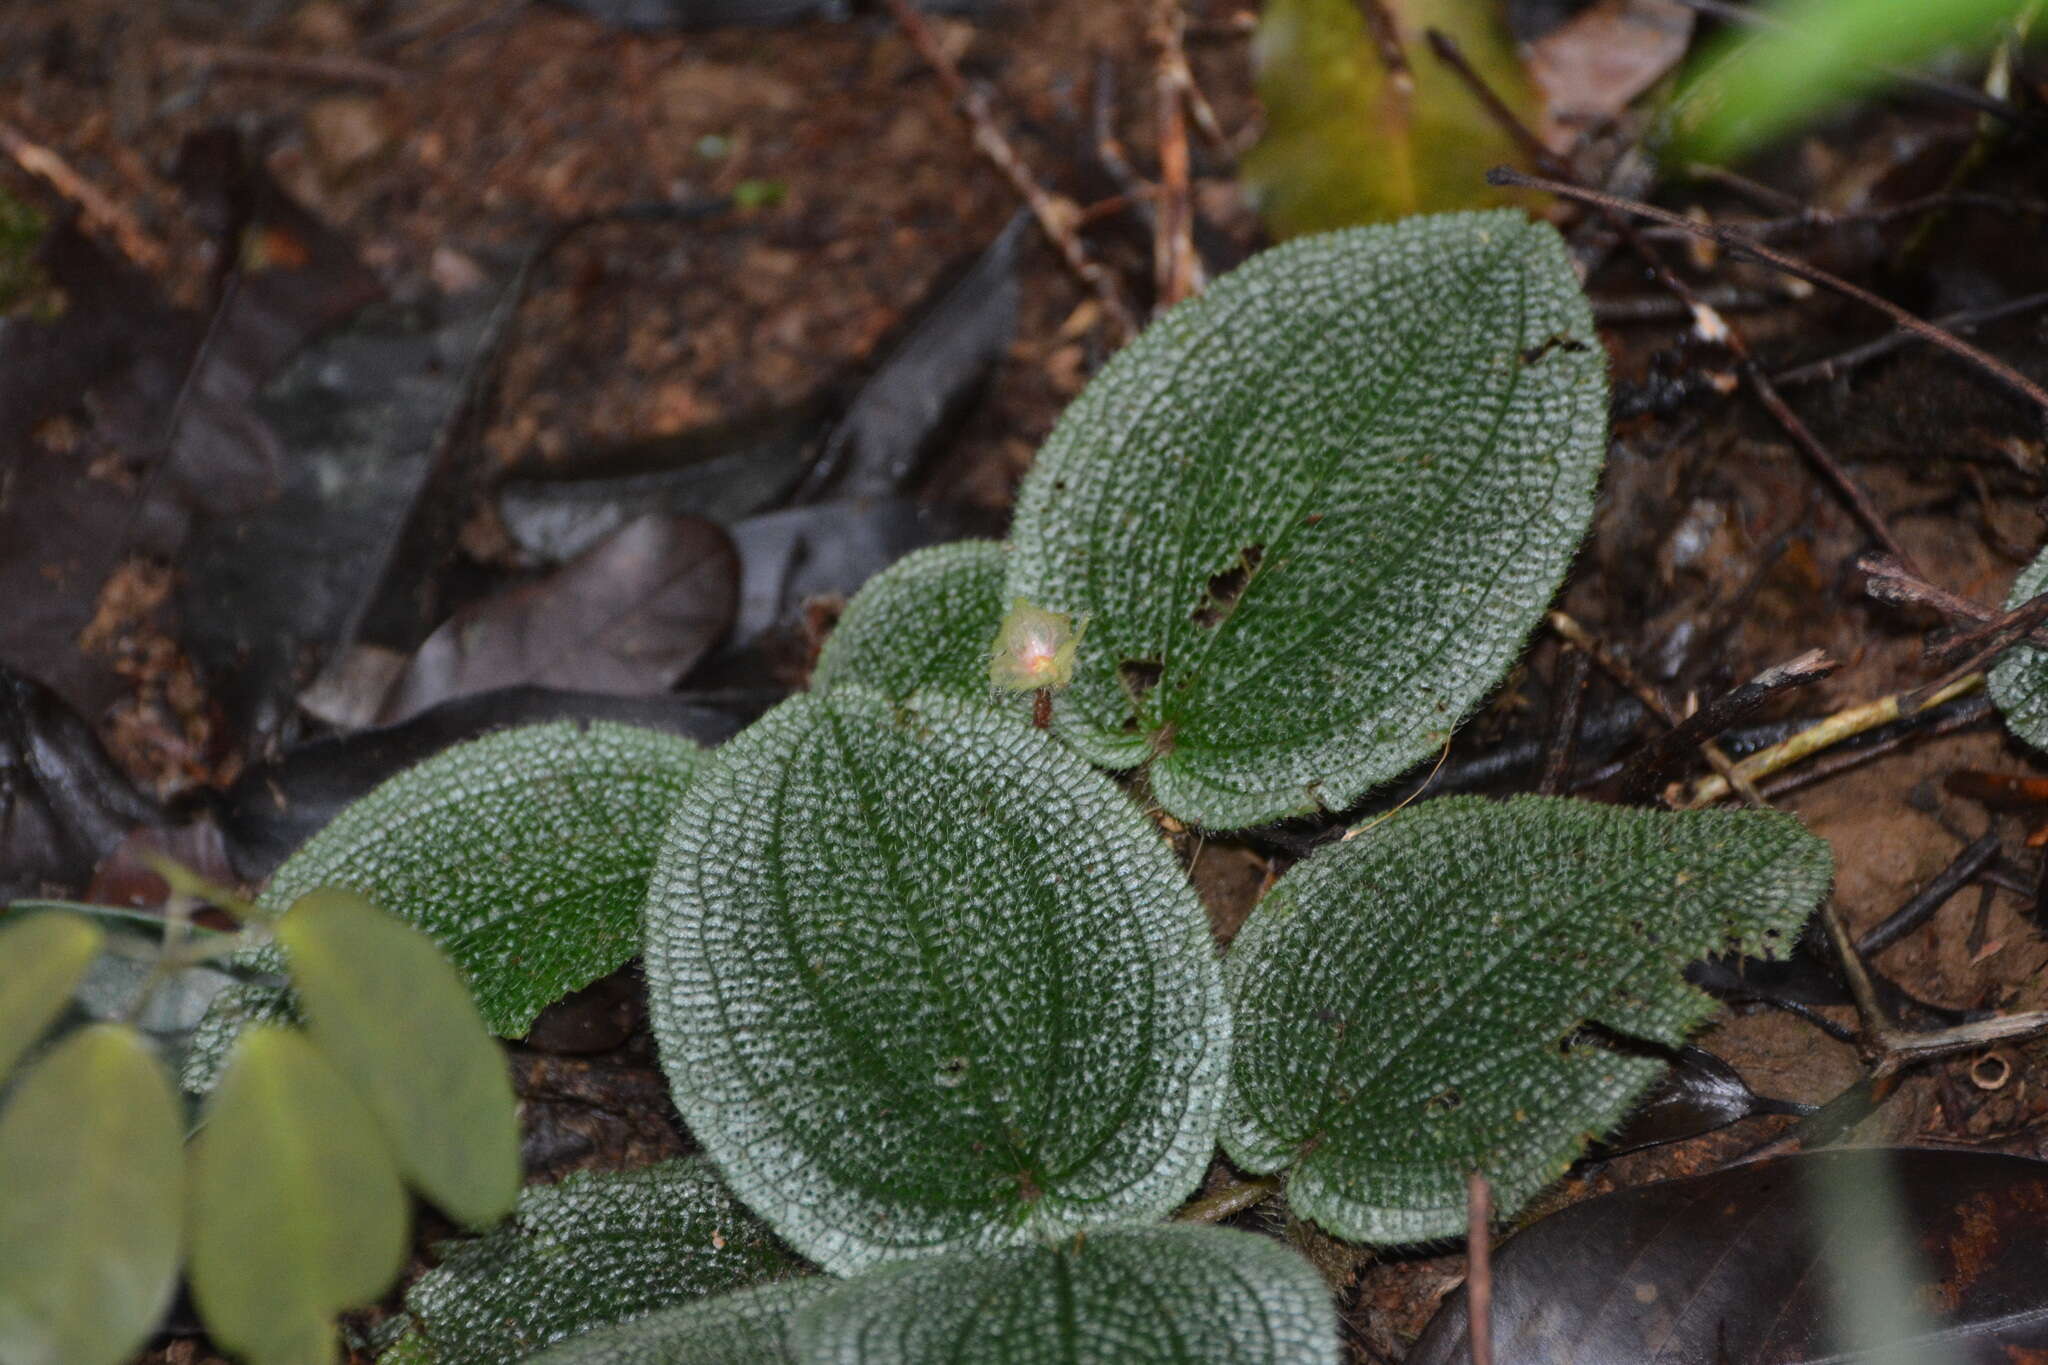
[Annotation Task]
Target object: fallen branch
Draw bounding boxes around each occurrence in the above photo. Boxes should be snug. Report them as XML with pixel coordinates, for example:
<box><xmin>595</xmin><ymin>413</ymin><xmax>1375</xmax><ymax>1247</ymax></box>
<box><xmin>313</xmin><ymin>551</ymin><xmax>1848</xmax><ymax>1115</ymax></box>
<box><xmin>0</xmin><ymin>119</ymin><xmax>170</xmax><ymax>274</ymax></box>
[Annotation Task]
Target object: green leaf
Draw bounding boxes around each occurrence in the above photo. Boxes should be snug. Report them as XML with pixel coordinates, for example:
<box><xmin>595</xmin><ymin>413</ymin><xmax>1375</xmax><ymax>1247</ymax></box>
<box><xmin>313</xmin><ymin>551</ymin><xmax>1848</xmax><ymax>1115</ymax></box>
<box><xmin>643</xmin><ymin>686</ymin><xmax>1229</xmax><ymax>1274</ymax></box>
<box><xmin>187</xmin><ymin>1025</ymin><xmax>411</xmax><ymax>1365</ymax></box>
<box><xmin>792</xmin><ymin>1225</ymin><xmax>1339</xmax><ymax>1364</ymax></box>
<box><xmin>403</xmin><ymin>1157</ymin><xmax>802</xmax><ymax>1364</ymax></box>
<box><xmin>1989</xmin><ymin>548</ymin><xmax>2048</xmax><ymax>750</ymax></box>
<box><xmin>1005</xmin><ymin>213</ymin><xmax>1608</xmax><ymax>830</ymax></box>
<box><xmin>812</xmin><ymin>540</ymin><xmax>1012</xmax><ymax>707</ymax></box>
<box><xmin>0</xmin><ymin>910</ymin><xmax>103</xmax><ymax>1083</ymax></box>
<box><xmin>1223</xmin><ymin>796</ymin><xmax>1832</xmax><ymax>1244</ymax></box>
<box><xmin>277</xmin><ymin>887</ymin><xmax>519</xmax><ymax>1227</ymax></box>
<box><xmin>180</xmin><ymin>979</ymin><xmax>297</xmax><ymax>1095</ymax></box>
<box><xmin>1673</xmin><ymin>0</ymin><xmax>2028</xmax><ymax>163</ymax></box>
<box><xmin>0</xmin><ymin>1024</ymin><xmax>183</xmax><ymax>1365</ymax></box>
<box><xmin>379</xmin><ymin>1329</ymin><xmax>437</xmax><ymax>1365</ymax></box>
<box><xmin>520</xmin><ymin>1280</ymin><xmax>830</xmax><ymax>1365</ymax></box>
<box><xmin>1245</xmin><ymin>0</ymin><xmax>1537</xmax><ymax>234</ymax></box>
<box><xmin>261</xmin><ymin>720</ymin><xmax>709</xmax><ymax>1035</ymax></box>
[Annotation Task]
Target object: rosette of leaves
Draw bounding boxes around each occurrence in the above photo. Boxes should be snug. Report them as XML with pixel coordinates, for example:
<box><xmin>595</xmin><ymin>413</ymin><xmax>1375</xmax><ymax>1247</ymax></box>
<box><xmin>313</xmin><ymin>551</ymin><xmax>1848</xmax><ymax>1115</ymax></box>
<box><xmin>641</xmin><ymin>685</ymin><xmax>1230</xmax><ymax>1274</ymax></box>
<box><xmin>1221</xmin><ymin>796</ymin><xmax>1833</xmax><ymax>1243</ymax></box>
<box><xmin>1004</xmin><ymin>211</ymin><xmax>1608</xmax><ymax>829</ymax></box>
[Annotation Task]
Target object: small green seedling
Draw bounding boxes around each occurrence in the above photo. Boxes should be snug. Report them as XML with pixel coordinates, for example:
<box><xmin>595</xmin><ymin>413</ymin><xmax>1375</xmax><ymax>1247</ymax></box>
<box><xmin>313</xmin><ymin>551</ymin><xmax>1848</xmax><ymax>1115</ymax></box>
<box><xmin>0</xmin><ymin>883</ymin><xmax>518</xmax><ymax>1365</ymax></box>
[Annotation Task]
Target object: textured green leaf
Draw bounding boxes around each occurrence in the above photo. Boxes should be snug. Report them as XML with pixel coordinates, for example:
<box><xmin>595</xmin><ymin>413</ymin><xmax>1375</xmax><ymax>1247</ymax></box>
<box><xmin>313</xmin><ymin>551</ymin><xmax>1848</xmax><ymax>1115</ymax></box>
<box><xmin>521</xmin><ymin>1280</ymin><xmax>830</xmax><ymax>1365</ymax></box>
<box><xmin>643</xmin><ymin>686</ymin><xmax>1229</xmax><ymax>1274</ymax></box>
<box><xmin>0</xmin><ymin>1025</ymin><xmax>183</xmax><ymax>1365</ymax></box>
<box><xmin>1989</xmin><ymin>549</ymin><xmax>2048</xmax><ymax>750</ymax></box>
<box><xmin>1674</xmin><ymin>0</ymin><xmax>2027</xmax><ymax>163</ymax></box>
<box><xmin>188</xmin><ymin>1025</ymin><xmax>411</xmax><ymax>1365</ymax></box>
<box><xmin>379</xmin><ymin>1329</ymin><xmax>436</xmax><ymax>1365</ymax></box>
<box><xmin>793</xmin><ymin>1225</ymin><xmax>1339</xmax><ymax>1364</ymax></box>
<box><xmin>1006</xmin><ymin>213</ymin><xmax>1608</xmax><ymax>830</ymax></box>
<box><xmin>404</xmin><ymin>1157</ymin><xmax>802</xmax><ymax>1365</ymax></box>
<box><xmin>277</xmin><ymin>887</ymin><xmax>519</xmax><ymax>1227</ymax></box>
<box><xmin>180</xmin><ymin>978</ymin><xmax>296</xmax><ymax>1095</ymax></box>
<box><xmin>1223</xmin><ymin>795</ymin><xmax>1832</xmax><ymax>1244</ymax></box>
<box><xmin>811</xmin><ymin>540</ymin><xmax>1010</xmax><ymax>705</ymax></box>
<box><xmin>261</xmin><ymin>720</ymin><xmax>708</xmax><ymax>1035</ymax></box>
<box><xmin>0</xmin><ymin>910</ymin><xmax>102</xmax><ymax>1083</ymax></box>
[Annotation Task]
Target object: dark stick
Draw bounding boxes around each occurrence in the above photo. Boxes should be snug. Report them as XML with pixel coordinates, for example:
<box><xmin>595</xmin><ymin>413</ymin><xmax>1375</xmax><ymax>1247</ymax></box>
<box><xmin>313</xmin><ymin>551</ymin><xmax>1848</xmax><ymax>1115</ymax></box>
<box><xmin>1617</xmin><ymin>649</ymin><xmax>1836</xmax><ymax>803</ymax></box>
<box><xmin>1487</xmin><ymin>166</ymin><xmax>2048</xmax><ymax>416</ymax></box>
<box><xmin>1427</xmin><ymin>41</ymin><xmax>1919</xmax><ymax>565</ymax></box>
<box><xmin>1926</xmin><ymin>587</ymin><xmax>2048</xmax><ymax>668</ymax></box>
<box><xmin>1777</xmin><ymin>289</ymin><xmax>2048</xmax><ymax>388</ymax></box>
<box><xmin>1906</xmin><ymin>590</ymin><xmax>2048</xmax><ymax>713</ymax></box>
<box><xmin>1465</xmin><ymin>1170</ymin><xmax>1494</xmax><ymax>1365</ymax></box>
<box><xmin>1357</xmin><ymin>0</ymin><xmax>1413</xmax><ymax>91</ymax></box>
<box><xmin>1537</xmin><ymin>646</ymin><xmax>1591</xmax><ymax>797</ymax></box>
<box><xmin>1857</xmin><ymin>833</ymin><xmax>2001</xmax><ymax>956</ymax></box>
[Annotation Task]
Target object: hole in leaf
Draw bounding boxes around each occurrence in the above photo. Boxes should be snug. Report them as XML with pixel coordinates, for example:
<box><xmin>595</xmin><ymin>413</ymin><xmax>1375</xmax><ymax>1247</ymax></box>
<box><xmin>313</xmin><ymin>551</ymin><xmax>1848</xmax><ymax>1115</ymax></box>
<box><xmin>1118</xmin><ymin>658</ymin><xmax>1163</xmax><ymax>710</ymax></box>
<box><xmin>1423</xmin><ymin>1087</ymin><xmax>1463</xmax><ymax>1116</ymax></box>
<box><xmin>1191</xmin><ymin>545</ymin><xmax>1264</xmax><ymax>628</ymax></box>
<box><xmin>933</xmin><ymin>1056</ymin><xmax>969</xmax><ymax>1088</ymax></box>
<box><xmin>1521</xmin><ymin>332</ymin><xmax>1590</xmax><ymax>365</ymax></box>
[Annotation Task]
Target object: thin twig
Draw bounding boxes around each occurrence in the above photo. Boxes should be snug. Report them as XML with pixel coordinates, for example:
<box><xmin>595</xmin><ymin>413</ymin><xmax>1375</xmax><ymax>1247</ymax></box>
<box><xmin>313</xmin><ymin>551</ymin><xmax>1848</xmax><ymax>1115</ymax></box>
<box><xmin>884</xmin><ymin>0</ymin><xmax>1135</xmax><ymax>342</ymax></box>
<box><xmin>1175</xmin><ymin>1173</ymin><xmax>1283</xmax><ymax>1223</ymax></box>
<box><xmin>1777</xmin><ymin>289</ymin><xmax>2048</xmax><ymax>388</ymax></box>
<box><xmin>1860</xmin><ymin>552</ymin><xmax>2048</xmax><ymax>649</ymax></box>
<box><xmin>1547</xmin><ymin>612</ymin><xmax>1764</xmax><ymax>805</ymax></box>
<box><xmin>1756</xmin><ymin>695</ymin><xmax>1996</xmax><ymax>800</ymax></box>
<box><xmin>0</xmin><ymin>119</ymin><xmax>170</xmax><ymax>273</ymax></box>
<box><xmin>1150</xmin><ymin>0</ymin><xmax>1204</xmax><ymax>309</ymax></box>
<box><xmin>1617</xmin><ymin>648</ymin><xmax>1836</xmax><ymax>803</ymax></box>
<box><xmin>1678</xmin><ymin>674</ymin><xmax>1987</xmax><ymax>807</ymax></box>
<box><xmin>1358</xmin><ymin>0</ymin><xmax>1415</xmax><ymax>93</ymax></box>
<box><xmin>1465</xmin><ymin>1170</ymin><xmax>1495</xmax><ymax>1365</ymax></box>
<box><xmin>1858</xmin><ymin>833</ymin><xmax>2000</xmax><ymax>957</ymax></box>
<box><xmin>170</xmin><ymin>41</ymin><xmax>409</xmax><ymax>88</ymax></box>
<box><xmin>1537</xmin><ymin>645</ymin><xmax>1590</xmax><ymax>797</ymax></box>
<box><xmin>1489</xmin><ymin>166</ymin><xmax>2048</xmax><ymax>416</ymax></box>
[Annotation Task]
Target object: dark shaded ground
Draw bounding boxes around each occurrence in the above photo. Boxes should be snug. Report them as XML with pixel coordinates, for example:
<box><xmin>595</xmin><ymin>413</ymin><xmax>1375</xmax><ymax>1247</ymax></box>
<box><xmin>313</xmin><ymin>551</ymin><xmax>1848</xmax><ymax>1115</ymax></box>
<box><xmin>7</xmin><ymin>1</ymin><xmax>2048</xmax><ymax>1361</ymax></box>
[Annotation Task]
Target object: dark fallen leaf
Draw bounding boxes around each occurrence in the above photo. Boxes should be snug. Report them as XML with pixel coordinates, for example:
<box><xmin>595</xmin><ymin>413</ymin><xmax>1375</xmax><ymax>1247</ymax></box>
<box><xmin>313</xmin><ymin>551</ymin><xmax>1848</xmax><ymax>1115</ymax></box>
<box><xmin>1590</xmin><ymin>1045</ymin><xmax>1810</xmax><ymax>1158</ymax></box>
<box><xmin>375</xmin><ymin>513</ymin><xmax>739</xmax><ymax>724</ymax></box>
<box><xmin>0</xmin><ymin>665</ymin><xmax>165</xmax><ymax>899</ymax></box>
<box><xmin>791</xmin><ymin>211</ymin><xmax>1028</xmax><ymax>503</ymax></box>
<box><xmin>178</xmin><ymin>276</ymin><xmax>513</xmax><ymax>742</ymax></box>
<box><xmin>84</xmin><ymin>819</ymin><xmax>237</xmax><ymax>910</ymax></box>
<box><xmin>1527</xmin><ymin>0</ymin><xmax>1694</xmax><ymax>150</ymax></box>
<box><xmin>723</xmin><ymin>496</ymin><xmax>1002</xmax><ymax>649</ymax></box>
<box><xmin>1409</xmin><ymin>1148</ymin><xmax>2048</xmax><ymax>1364</ymax></box>
<box><xmin>0</xmin><ymin>141</ymin><xmax>378</xmax><ymax>718</ymax></box>
<box><xmin>497</xmin><ymin>397</ymin><xmax>832</xmax><ymax>562</ymax></box>
<box><xmin>212</xmin><ymin>686</ymin><xmax>749</xmax><ymax>882</ymax></box>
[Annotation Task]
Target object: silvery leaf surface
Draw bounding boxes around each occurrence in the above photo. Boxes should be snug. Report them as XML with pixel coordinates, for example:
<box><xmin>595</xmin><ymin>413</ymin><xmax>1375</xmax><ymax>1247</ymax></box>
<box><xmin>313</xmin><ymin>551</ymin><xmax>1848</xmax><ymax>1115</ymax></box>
<box><xmin>1006</xmin><ymin>212</ymin><xmax>1608</xmax><ymax>829</ymax></box>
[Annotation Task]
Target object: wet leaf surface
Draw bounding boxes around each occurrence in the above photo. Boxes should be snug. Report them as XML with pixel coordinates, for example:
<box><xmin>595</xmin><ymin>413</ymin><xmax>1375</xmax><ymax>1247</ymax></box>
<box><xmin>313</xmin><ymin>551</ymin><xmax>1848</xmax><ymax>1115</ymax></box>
<box><xmin>179</xmin><ymin>276</ymin><xmax>513</xmax><ymax>742</ymax></box>
<box><xmin>1408</xmin><ymin>1147</ymin><xmax>2048</xmax><ymax>1364</ymax></box>
<box><xmin>1591</xmin><ymin>1045</ymin><xmax>1811</xmax><ymax>1158</ymax></box>
<box><xmin>791</xmin><ymin>212</ymin><xmax>1026</xmax><ymax>503</ymax></box>
<box><xmin>376</xmin><ymin>513</ymin><xmax>738</xmax><ymax>724</ymax></box>
<box><xmin>0</xmin><ymin>666</ymin><xmax>164</xmax><ymax>900</ymax></box>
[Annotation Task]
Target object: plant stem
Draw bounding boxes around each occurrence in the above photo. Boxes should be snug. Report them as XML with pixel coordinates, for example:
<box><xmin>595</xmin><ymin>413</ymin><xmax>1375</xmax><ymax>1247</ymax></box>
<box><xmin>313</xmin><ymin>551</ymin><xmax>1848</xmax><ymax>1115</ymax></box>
<box><xmin>1174</xmin><ymin>1173</ymin><xmax>1281</xmax><ymax>1223</ymax></box>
